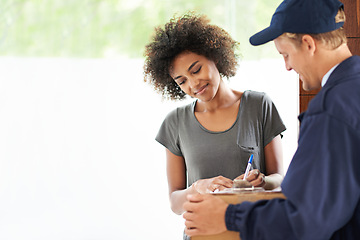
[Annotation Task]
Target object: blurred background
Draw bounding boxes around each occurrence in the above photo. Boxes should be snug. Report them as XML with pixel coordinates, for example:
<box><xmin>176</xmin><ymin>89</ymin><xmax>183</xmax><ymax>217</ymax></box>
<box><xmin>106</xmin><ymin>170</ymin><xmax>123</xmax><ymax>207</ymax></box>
<box><xmin>0</xmin><ymin>0</ymin><xmax>298</xmax><ymax>239</ymax></box>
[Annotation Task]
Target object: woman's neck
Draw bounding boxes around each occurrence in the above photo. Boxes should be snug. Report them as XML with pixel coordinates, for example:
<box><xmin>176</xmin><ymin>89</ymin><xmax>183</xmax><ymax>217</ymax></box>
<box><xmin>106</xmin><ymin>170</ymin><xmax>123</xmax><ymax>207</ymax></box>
<box><xmin>196</xmin><ymin>80</ymin><xmax>241</xmax><ymax>113</ymax></box>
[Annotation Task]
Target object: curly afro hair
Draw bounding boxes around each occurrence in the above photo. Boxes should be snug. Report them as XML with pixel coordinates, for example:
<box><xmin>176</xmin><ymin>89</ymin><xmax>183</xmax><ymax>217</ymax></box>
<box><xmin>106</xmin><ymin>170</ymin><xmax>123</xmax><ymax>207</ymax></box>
<box><xmin>143</xmin><ymin>12</ymin><xmax>240</xmax><ymax>100</ymax></box>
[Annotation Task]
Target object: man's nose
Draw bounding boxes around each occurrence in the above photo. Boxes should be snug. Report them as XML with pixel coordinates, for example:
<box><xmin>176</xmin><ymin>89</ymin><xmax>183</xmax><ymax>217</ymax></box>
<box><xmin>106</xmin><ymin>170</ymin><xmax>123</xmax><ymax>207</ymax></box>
<box><xmin>285</xmin><ymin>62</ymin><xmax>292</xmax><ymax>71</ymax></box>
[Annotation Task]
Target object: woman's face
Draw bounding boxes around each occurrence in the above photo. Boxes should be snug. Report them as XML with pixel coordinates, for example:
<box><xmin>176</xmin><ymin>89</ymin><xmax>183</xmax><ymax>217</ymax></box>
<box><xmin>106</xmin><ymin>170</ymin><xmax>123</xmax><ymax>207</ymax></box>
<box><xmin>169</xmin><ymin>51</ymin><xmax>221</xmax><ymax>102</ymax></box>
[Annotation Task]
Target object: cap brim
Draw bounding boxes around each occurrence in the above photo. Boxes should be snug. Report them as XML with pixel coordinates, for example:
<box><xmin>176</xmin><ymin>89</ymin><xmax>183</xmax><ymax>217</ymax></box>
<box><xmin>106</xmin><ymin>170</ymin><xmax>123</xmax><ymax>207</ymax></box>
<box><xmin>249</xmin><ymin>26</ymin><xmax>284</xmax><ymax>46</ymax></box>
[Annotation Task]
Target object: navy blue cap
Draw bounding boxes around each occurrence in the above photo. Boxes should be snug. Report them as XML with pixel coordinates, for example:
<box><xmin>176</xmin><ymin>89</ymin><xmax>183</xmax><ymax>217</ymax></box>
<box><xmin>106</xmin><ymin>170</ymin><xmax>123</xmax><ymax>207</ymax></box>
<box><xmin>250</xmin><ymin>0</ymin><xmax>344</xmax><ymax>46</ymax></box>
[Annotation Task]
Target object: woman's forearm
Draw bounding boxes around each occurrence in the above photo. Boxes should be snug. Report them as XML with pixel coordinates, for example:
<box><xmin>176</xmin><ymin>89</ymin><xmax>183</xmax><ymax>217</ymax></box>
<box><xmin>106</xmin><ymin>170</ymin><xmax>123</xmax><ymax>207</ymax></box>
<box><xmin>169</xmin><ymin>184</ymin><xmax>198</xmax><ymax>215</ymax></box>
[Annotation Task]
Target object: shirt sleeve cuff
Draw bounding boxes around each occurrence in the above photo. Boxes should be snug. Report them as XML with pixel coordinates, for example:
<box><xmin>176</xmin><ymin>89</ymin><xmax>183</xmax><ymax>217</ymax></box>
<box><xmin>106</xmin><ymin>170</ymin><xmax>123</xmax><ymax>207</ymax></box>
<box><xmin>225</xmin><ymin>204</ymin><xmax>241</xmax><ymax>232</ymax></box>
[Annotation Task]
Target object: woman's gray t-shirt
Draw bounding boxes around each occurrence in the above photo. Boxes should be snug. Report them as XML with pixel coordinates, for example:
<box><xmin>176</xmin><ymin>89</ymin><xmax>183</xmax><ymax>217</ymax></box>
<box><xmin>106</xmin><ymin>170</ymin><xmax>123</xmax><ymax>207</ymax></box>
<box><xmin>156</xmin><ymin>90</ymin><xmax>286</xmax><ymax>187</ymax></box>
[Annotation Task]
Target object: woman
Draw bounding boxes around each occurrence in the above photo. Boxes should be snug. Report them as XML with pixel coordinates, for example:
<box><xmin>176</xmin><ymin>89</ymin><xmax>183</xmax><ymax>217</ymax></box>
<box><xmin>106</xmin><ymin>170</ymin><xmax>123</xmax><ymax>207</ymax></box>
<box><xmin>143</xmin><ymin>13</ymin><xmax>286</xmax><ymax>215</ymax></box>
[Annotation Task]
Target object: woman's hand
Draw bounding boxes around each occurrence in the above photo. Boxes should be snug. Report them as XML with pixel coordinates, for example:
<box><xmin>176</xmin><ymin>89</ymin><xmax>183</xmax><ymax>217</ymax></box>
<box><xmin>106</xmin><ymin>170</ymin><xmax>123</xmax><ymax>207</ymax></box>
<box><xmin>193</xmin><ymin>176</ymin><xmax>233</xmax><ymax>194</ymax></box>
<box><xmin>235</xmin><ymin>169</ymin><xmax>266</xmax><ymax>188</ymax></box>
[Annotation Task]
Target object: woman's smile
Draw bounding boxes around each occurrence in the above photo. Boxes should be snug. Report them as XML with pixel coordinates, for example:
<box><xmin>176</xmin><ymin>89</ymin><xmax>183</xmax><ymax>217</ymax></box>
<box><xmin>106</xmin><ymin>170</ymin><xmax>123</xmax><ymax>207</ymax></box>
<box><xmin>194</xmin><ymin>83</ymin><xmax>209</xmax><ymax>95</ymax></box>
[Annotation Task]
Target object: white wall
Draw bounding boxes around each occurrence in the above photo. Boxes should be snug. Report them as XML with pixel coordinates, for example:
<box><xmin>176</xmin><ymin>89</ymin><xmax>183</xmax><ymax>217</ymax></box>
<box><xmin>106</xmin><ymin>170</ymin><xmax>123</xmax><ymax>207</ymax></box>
<box><xmin>0</xmin><ymin>57</ymin><xmax>297</xmax><ymax>240</ymax></box>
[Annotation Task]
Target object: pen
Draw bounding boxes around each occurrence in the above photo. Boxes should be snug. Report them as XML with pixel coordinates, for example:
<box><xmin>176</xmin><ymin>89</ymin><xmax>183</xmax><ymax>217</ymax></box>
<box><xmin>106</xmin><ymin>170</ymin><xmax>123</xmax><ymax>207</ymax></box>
<box><xmin>243</xmin><ymin>154</ymin><xmax>254</xmax><ymax>180</ymax></box>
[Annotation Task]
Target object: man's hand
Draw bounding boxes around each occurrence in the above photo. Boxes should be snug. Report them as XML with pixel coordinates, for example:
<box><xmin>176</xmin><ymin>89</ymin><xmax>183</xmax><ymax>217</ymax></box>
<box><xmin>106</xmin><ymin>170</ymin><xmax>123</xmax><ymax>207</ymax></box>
<box><xmin>183</xmin><ymin>193</ymin><xmax>229</xmax><ymax>236</ymax></box>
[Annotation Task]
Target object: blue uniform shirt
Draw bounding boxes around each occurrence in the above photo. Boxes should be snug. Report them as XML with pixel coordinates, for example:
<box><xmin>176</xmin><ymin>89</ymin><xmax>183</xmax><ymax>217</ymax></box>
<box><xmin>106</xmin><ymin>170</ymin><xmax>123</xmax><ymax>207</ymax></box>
<box><xmin>225</xmin><ymin>56</ymin><xmax>360</xmax><ymax>240</ymax></box>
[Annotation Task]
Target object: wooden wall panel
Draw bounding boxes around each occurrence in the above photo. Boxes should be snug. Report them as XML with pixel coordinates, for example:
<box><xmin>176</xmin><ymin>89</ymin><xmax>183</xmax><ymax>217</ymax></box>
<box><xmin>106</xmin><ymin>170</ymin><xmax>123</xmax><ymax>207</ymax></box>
<box><xmin>299</xmin><ymin>81</ymin><xmax>320</xmax><ymax>113</ymax></box>
<box><xmin>299</xmin><ymin>94</ymin><xmax>318</xmax><ymax>113</ymax></box>
<box><xmin>344</xmin><ymin>0</ymin><xmax>360</xmax><ymax>37</ymax></box>
<box><xmin>348</xmin><ymin>38</ymin><xmax>360</xmax><ymax>55</ymax></box>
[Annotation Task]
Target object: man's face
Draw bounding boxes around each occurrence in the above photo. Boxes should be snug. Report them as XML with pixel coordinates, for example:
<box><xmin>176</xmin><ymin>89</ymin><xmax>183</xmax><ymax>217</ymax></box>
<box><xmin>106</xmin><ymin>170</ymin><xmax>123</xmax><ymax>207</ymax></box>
<box><xmin>274</xmin><ymin>35</ymin><xmax>321</xmax><ymax>91</ymax></box>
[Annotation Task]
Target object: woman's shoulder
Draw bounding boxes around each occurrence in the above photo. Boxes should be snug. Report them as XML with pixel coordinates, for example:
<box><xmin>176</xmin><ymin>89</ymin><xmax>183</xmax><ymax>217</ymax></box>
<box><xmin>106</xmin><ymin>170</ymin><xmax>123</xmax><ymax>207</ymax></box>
<box><xmin>243</xmin><ymin>90</ymin><xmax>267</xmax><ymax>98</ymax></box>
<box><xmin>242</xmin><ymin>90</ymin><xmax>270</xmax><ymax>104</ymax></box>
<box><xmin>240</xmin><ymin>91</ymin><xmax>278</xmax><ymax>117</ymax></box>
<box><xmin>163</xmin><ymin>101</ymin><xmax>195</xmax><ymax>122</ymax></box>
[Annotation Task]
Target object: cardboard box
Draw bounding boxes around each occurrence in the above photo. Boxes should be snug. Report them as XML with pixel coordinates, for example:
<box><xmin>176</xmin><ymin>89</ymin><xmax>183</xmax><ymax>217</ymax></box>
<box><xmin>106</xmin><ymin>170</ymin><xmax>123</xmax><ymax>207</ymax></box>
<box><xmin>192</xmin><ymin>191</ymin><xmax>286</xmax><ymax>240</ymax></box>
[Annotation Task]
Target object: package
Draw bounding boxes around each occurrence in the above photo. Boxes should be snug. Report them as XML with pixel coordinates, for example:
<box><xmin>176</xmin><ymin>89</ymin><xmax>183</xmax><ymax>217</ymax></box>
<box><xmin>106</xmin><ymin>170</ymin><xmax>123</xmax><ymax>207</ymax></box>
<box><xmin>192</xmin><ymin>190</ymin><xmax>286</xmax><ymax>240</ymax></box>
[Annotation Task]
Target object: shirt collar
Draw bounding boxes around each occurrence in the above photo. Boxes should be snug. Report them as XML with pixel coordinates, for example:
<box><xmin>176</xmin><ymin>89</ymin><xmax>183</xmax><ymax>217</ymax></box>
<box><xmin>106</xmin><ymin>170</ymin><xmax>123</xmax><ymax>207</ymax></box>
<box><xmin>321</xmin><ymin>64</ymin><xmax>339</xmax><ymax>87</ymax></box>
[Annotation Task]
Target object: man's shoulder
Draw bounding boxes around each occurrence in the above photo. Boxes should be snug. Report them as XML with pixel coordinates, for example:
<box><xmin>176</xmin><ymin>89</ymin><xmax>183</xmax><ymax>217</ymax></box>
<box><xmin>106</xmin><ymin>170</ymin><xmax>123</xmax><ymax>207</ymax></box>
<box><xmin>307</xmin><ymin>74</ymin><xmax>360</xmax><ymax>131</ymax></box>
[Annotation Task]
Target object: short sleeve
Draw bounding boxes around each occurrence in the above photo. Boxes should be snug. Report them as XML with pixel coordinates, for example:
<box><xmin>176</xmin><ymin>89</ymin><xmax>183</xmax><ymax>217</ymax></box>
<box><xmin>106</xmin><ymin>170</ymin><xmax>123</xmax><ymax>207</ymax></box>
<box><xmin>155</xmin><ymin>108</ymin><xmax>183</xmax><ymax>156</ymax></box>
<box><xmin>261</xmin><ymin>93</ymin><xmax>286</xmax><ymax>146</ymax></box>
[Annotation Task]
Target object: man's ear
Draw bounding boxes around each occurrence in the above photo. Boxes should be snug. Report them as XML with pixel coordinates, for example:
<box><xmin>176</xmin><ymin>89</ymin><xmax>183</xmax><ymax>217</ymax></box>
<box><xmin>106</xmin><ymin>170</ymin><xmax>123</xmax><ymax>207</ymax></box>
<box><xmin>301</xmin><ymin>35</ymin><xmax>317</xmax><ymax>55</ymax></box>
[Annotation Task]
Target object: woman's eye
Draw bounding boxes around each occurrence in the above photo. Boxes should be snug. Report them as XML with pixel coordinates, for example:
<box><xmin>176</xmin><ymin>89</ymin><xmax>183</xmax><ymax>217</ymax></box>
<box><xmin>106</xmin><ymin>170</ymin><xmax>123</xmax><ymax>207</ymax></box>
<box><xmin>193</xmin><ymin>66</ymin><xmax>201</xmax><ymax>74</ymax></box>
<box><xmin>179</xmin><ymin>79</ymin><xmax>186</xmax><ymax>85</ymax></box>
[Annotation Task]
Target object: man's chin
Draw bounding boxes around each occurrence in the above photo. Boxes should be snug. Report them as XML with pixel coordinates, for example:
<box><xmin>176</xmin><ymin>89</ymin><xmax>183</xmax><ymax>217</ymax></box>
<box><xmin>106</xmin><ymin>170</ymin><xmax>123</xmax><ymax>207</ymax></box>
<box><xmin>301</xmin><ymin>79</ymin><xmax>321</xmax><ymax>92</ymax></box>
<box><xmin>302</xmin><ymin>84</ymin><xmax>311</xmax><ymax>91</ymax></box>
<box><xmin>302</xmin><ymin>85</ymin><xmax>321</xmax><ymax>92</ymax></box>
<box><xmin>300</xmin><ymin>79</ymin><xmax>310</xmax><ymax>91</ymax></box>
